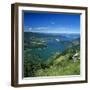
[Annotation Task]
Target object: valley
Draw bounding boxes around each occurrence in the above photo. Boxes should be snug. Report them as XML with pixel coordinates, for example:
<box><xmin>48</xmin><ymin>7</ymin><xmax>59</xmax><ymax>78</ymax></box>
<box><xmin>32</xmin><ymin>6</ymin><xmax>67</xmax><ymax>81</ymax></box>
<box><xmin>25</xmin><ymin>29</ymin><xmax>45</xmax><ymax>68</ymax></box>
<box><xmin>24</xmin><ymin>32</ymin><xmax>80</xmax><ymax>77</ymax></box>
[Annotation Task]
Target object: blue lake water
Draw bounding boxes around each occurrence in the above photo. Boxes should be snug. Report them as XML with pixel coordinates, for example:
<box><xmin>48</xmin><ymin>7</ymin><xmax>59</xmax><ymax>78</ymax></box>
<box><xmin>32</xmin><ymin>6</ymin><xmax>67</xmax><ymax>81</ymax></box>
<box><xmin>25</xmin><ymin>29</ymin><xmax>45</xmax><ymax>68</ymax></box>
<box><xmin>24</xmin><ymin>32</ymin><xmax>80</xmax><ymax>61</ymax></box>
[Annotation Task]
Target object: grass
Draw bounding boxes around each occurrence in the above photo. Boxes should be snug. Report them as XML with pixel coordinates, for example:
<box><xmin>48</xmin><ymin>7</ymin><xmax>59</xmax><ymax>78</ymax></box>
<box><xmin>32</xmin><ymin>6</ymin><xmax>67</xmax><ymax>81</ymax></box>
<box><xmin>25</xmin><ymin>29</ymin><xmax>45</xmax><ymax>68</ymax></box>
<box><xmin>35</xmin><ymin>52</ymin><xmax>80</xmax><ymax>76</ymax></box>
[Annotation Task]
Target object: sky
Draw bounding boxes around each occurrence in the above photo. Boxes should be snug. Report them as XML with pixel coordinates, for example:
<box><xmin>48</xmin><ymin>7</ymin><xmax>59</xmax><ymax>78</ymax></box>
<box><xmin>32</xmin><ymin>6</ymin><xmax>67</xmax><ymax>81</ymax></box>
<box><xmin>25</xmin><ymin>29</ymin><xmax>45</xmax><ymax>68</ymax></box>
<box><xmin>24</xmin><ymin>11</ymin><xmax>80</xmax><ymax>34</ymax></box>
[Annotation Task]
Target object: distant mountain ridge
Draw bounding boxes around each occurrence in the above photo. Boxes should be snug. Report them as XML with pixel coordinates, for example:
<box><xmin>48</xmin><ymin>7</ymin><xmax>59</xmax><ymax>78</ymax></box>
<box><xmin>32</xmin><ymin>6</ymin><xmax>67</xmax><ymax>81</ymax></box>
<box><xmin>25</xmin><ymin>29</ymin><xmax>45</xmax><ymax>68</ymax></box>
<box><xmin>24</xmin><ymin>32</ymin><xmax>80</xmax><ymax>41</ymax></box>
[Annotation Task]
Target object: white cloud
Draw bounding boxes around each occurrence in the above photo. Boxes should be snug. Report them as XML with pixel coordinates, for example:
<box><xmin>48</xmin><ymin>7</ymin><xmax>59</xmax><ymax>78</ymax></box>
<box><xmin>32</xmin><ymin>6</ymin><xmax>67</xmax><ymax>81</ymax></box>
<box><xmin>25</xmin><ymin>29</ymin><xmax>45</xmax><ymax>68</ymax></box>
<box><xmin>24</xmin><ymin>26</ymin><xmax>79</xmax><ymax>34</ymax></box>
<box><xmin>28</xmin><ymin>27</ymin><xmax>32</xmax><ymax>31</ymax></box>
<box><xmin>35</xmin><ymin>27</ymin><xmax>48</xmax><ymax>30</ymax></box>
<box><xmin>51</xmin><ymin>22</ymin><xmax>55</xmax><ymax>25</ymax></box>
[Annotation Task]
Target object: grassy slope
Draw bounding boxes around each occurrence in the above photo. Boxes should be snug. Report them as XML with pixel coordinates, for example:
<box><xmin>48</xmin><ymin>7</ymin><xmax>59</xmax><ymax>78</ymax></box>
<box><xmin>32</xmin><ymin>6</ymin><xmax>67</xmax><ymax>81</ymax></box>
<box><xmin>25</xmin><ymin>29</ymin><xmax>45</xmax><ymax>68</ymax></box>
<box><xmin>24</xmin><ymin>32</ymin><xmax>80</xmax><ymax>77</ymax></box>
<box><xmin>35</xmin><ymin>47</ymin><xmax>80</xmax><ymax>76</ymax></box>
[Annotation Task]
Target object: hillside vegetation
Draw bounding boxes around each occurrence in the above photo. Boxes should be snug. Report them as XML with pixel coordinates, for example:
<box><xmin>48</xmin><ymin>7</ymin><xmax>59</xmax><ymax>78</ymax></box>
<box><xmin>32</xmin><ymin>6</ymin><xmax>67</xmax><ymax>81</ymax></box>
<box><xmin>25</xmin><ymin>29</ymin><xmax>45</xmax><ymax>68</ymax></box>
<box><xmin>24</xmin><ymin>32</ymin><xmax>80</xmax><ymax>77</ymax></box>
<box><xmin>35</xmin><ymin>45</ymin><xmax>80</xmax><ymax>76</ymax></box>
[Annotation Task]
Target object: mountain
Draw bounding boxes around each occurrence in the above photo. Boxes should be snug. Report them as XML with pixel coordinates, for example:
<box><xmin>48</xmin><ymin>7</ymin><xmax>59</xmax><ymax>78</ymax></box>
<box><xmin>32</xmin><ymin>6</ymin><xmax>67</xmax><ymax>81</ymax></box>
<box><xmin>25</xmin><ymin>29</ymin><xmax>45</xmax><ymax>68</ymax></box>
<box><xmin>35</xmin><ymin>44</ymin><xmax>80</xmax><ymax>76</ymax></box>
<box><xmin>24</xmin><ymin>32</ymin><xmax>80</xmax><ymax>41</ymax></box>
<box><xmin>24</xmin><ymin>32</ymin><xmax>80</xmax><ymax>77</ymax></box>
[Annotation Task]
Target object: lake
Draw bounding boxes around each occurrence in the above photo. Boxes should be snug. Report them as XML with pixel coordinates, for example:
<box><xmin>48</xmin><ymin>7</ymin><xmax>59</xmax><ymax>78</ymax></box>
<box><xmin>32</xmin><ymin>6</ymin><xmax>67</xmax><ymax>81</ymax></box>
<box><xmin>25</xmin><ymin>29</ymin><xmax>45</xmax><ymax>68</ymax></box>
<box><xmin>24</xmin><ymin>32</ymin><xmax>80</xmax><ymax>61</ymax></box>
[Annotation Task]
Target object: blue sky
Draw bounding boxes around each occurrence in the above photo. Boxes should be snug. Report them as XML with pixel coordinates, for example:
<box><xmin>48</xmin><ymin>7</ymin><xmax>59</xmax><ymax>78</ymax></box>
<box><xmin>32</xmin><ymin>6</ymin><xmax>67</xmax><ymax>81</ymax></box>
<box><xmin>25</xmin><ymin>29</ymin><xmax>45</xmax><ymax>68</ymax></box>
<box><xmin>24</xmin><ymin>11</ymin><xmax>80</xmax><ymax>34</ymax></box>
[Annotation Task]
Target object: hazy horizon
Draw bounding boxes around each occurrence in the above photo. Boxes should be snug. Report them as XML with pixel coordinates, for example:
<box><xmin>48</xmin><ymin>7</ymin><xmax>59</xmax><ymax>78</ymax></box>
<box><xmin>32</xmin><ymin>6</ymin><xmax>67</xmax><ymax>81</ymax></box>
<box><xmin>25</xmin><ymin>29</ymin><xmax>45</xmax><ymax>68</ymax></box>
<box><xmin>24</xmin><ymin>30</ymin><xmax>80</xmax><ymax>34</ymax></box>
